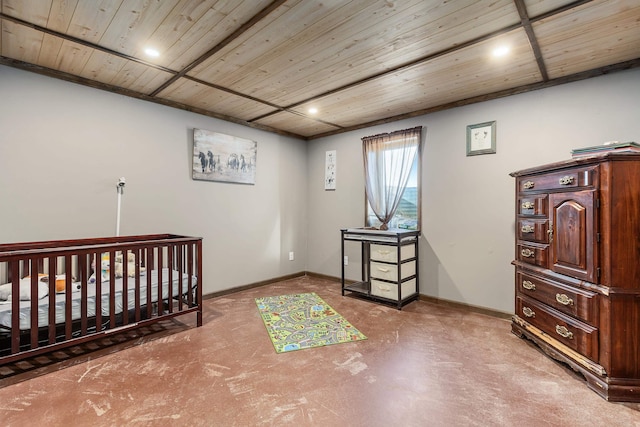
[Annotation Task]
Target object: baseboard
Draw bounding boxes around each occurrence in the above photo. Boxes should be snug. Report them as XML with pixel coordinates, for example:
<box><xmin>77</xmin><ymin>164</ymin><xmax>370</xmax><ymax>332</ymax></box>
<box><xmin>203</xmin><ymin>271</ymin><xmax>512</xmax><ymax>320</ymax></box>
<box><xmin>202</xmin><ymin>271</ymin><xmax>307</xmax><ymax>299</ymax></box>
<box><xmin>419</xmin><ymin>294</ymin><xmax>512</xmax><ymax>319</ymax></box>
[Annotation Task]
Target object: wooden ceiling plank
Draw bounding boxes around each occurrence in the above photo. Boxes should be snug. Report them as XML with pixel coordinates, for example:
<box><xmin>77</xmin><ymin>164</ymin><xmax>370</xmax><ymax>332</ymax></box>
<box><xmin>79</xmin><ymin>49</ymin><xmax>128</xmax><ymax>85</ymax></box>
<box><xmin>66</xmin><ymin>0</ymin><xmax>124</xmax><ymax>44</ymax></box>
<box><xmin>230</xmin><ymin>0</ymin><xmax>520</xmax><ymax>104</ymax></box>
<box><xmin>148</xmin><ymin>0</ymin><xmax>289</xmax><ymax>97</ymax></box>
<box><xmin>37</xmin><ymin>33</ymin><xmax>64</xmax><ymax>68</ymax></box>
<box><xmin>46</xmin><ymin>0</ymin><xmax>78</xmax><ymax>32</ymax></box>
<box><xmin>159</xmin><ymin>1</ymin><xmax>274</xmax><ymax>71</ymax></box>
<box><xmin>0</xmin><ymin>20</ymin><xmax>44</xmax><ymax>63</ymax></box>
<box><xmin>96</xmin><ymin>0</ymin><xmax>177</xmax><ymax>55</ymax></box>
<box><xmin>535</xmin><ymin>0</ymin><xmax>640</xmax><ymax>78</ymax></box>
<box><xmin>2</xmin><ymin>0</ymin><xmax>52</xmax><ymax>26</ymax></box>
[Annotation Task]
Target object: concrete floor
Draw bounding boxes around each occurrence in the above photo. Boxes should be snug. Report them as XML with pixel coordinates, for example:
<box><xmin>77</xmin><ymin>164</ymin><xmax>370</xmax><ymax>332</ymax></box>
<box><xmin>0</xmin><ymin>275</ymin><xmax>638</xmax><ymax>426</ymax></box>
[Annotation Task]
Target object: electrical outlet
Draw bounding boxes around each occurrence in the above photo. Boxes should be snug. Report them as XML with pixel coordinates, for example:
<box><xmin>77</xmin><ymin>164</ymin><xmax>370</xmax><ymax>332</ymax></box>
<box><xmin>289</xmin><ymin>251</ymin><xmax>295</xmax><ymax>261</ymax></box>
<box><xmin>344</xmin><ymin>256</ymin><xmax>348</xmax><ymax>266</ymax></box>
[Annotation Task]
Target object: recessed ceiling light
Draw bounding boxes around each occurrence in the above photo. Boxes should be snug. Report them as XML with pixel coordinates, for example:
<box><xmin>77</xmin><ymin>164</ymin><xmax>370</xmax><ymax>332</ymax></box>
<box><xmin>308</xmin><ymin>107</ymin><xmax>318</xmax><ymax>115</ymax></box>
<box><xmin>492</xmin><ymin>46</ymin><xmax>510</xmax><ymax>57</ymax></box>
<box><xmin>144</xmin><ymin>48</ymin><xmax>160</xmax><ymax>57</ymax></box>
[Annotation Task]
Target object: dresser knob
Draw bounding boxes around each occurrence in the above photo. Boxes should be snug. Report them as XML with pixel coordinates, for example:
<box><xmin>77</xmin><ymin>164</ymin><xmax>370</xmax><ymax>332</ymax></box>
<box><xmin>521</xmin><ymin>225</ymin><xmax>534</xmax><ymax>233</ymax></box>
<box><xmin>523</xmin><ymin>181</ymin><xmax>535</xmax><ymax>189</ymax></box>
<box><xmin>559</xmin><ymin>176</ymin><xmax>574</xmax><ymax>185</ymax></box>
<box><xmin>521</xmin><ymin>248</ymin><xmax>535</xmax><ymax>258</ymax></box>
<box><xmin>555</xmin><ymin>293</ymin><xmax>574</xmax><ymax>306</ymax></box>
<box><xmin>522</xmin><ymin>307</ymin><xmax>535</xmax><ymax>318</ymax></box>
<box><xmin>522</xmin><ymin>280</ymin><xmax>536</xmax><ymax>290</ymax></box>
<box><xmin>555</xmin><ymin>325</ymin><xmax>574</xmax><ymax>339</ymax></box>
<box><xmin>521</xmin><ymin>201</ymin><xmax>535</xmax><ymax>210</ymax></box>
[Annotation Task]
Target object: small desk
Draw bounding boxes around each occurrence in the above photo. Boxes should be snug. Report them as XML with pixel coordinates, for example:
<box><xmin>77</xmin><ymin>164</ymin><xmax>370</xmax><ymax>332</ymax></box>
<box><xmin>341</xmin><ymin>228</ymin><xmax>420</xmax><ymax>309</ymax></box>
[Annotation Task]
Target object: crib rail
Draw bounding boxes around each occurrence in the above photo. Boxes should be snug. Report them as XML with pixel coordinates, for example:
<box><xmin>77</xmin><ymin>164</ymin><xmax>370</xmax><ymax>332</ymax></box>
<box><xmin>0</xmin><ymin>234</ymin><xmax>202</xmax><ymax>365</ymax></box>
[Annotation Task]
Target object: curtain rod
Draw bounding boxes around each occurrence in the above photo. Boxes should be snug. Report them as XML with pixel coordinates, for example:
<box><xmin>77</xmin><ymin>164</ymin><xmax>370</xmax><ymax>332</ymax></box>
<box><xmin>361</xmin><ymin>126</ymin><xmax>422</xmax><ymax>141</ymax></box>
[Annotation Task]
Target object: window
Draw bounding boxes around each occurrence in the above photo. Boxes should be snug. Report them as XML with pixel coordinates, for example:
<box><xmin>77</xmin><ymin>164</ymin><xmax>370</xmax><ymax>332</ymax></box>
<box><xmin>363</xmin><ymin>127</ymin><xmax>421</xmax><ymax>230</ymax></box>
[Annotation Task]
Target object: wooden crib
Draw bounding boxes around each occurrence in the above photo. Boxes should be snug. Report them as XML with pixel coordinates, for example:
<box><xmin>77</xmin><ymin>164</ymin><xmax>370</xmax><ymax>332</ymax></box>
<box><xmin>0</xmin><ymin>234</ymin><xmax>202</xmax><ymax>365</ymax></box>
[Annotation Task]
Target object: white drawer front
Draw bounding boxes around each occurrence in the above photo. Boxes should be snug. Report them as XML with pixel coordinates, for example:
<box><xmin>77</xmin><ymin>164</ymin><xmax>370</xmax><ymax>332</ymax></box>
<box><xmin>371</xmin><ymin>278</ymin><xmax>417</xmax><ymax>301</ymax></box>
<box><xmin>370</xmin><ymin>244</ymin><xmax>415</xmax><ymax>263</ymax></box>
<box><xmin>370</xmin><ymin>260</ymin><xmax>415</xmax><ymax>281</ymax></box>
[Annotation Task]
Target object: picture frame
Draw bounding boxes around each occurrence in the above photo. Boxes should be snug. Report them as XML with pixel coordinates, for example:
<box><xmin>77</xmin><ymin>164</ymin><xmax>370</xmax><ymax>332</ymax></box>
<box><xmin>192</xmin><ymin>128</ymin><xmax>257</xmax><ymax>184</ymax></box>
<box><xmin>324</xmin><ymin>150</ymin><xmax>336</xmax><ymax>190</ymax></box>
<box><xmin>466</xmin><ymin>121</ymin><xmax>496</xmax><ymax>156</ymax></box>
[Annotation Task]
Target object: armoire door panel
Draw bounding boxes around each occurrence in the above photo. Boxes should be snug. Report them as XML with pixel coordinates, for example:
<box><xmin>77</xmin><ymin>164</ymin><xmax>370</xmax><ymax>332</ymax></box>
<box><xmin>549</xmin><ymin>190</ymin><xmax>597</xmax><ymax>282</ymax></box>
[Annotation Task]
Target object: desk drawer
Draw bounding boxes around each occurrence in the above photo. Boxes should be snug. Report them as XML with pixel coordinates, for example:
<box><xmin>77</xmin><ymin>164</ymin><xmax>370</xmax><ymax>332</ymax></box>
<box><xmin>370</xmin><ymin>260</ymin><xmax>415</xmax><ymax>281</ymax></box>
<box><xmin>517</xmin><ymin>243</ymin><xmax>548</xmax><ymax>267</ymax></box>
<box><xmin>517</xmin><ymin>166</ymin><xmax>597</xmax><ymax>193</ymax></box>
<box><xmin>516</xmin><ymin>295</ymin><xmax>598</xmax><ymax>361</ymax></box>
<box><xmin>371</xmin><ymin>278</ymin><xmax>416</xmax><ymax>301</ymax></box>
<box><xmin>370</xmin><ymin>244</ymin><xmax>414</xmax><ymax>263</ymax></box>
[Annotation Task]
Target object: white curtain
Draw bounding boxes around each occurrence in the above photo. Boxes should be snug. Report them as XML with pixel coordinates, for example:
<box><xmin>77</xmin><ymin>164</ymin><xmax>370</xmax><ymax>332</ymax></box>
<box><xmin>362</xmin><ymin>127</ymin><xmax>421</xmax><ymax>230</ymax></box>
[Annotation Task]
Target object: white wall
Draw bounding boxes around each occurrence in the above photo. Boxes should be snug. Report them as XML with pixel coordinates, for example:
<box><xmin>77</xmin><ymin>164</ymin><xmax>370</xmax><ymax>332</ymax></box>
<box><xmin>307</xmin><ymin>68</ymin><xmax>640</xmax><ymax>313</ymax></box>
<box><xmin>0</xmin><ymin>65</ymin><xmax>308</xmax><ymax>295</ymax></box>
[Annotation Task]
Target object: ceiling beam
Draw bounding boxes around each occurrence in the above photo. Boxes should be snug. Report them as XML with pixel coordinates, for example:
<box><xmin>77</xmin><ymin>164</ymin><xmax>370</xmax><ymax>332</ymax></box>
<box><xmin>514</xmin><ymin>0</ymin><xmax>549</xmax><ymax>81</ymax></box>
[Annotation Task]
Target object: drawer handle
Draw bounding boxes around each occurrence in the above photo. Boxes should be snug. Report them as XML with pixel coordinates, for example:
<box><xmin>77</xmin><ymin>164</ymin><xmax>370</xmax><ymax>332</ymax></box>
<box><xmin>559</xmin><ymin>176</ymin><xmax>574</xmax><ymax>185</ymax></box>
<box><xmin>521</xmin><ymin>201</ymin><xmax>535</xmax><ymax>210</ymax></box>
<box><xmin>555</xmin><ymin>293</ymin><xmax>574</xmax><ymax>306</ymax></box>
<box><xmin>523</xmin><ymin>181</ymin><xmax>535</xmax><ymax>189</ymax></box>
<box><xmin>522</xmin><ymin>280</ymin><xmax>536</xmax><ymax>291</ymax></box>
<box><xmin>522</xmin><ymin>307</ymin><xmax>535</xmax><ymax>318</ymax></box>
<box><xmin>376</xmin><ymin>250</ymin><xmax>391</xmax><ymax>256</ymax></box>
<box><xmin>555</xmin><ymin>325</ymin><xmax>574</xmax><ymax>339</ymax></box>
<box><xmin>521</xmin><ymin>225</ymin><xmax>534</xmax><ymax>233</ymax></box>
<box><xmin>521</xmin><ymin>248</ymin><xmax>535</xmax><ymax>258</ymax></box>
<box><xmin>376</xmin><ymin>267</ymin><xmax>390</xmax><ymax>273</ymax></box>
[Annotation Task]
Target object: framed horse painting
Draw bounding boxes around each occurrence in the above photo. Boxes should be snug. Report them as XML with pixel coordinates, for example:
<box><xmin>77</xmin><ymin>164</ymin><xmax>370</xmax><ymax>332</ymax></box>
<box><xmin>192</xmin><ymin>129</ymin><xmax>257</xmax><ymax>184</ymax></box>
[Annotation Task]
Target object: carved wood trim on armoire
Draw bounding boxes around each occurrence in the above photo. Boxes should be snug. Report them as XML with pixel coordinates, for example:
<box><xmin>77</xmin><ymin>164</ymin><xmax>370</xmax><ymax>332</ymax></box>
<box><xmin>510</xmin><ymin>151</ymin><xmax>640</xmax><ymax>402</ymax></box>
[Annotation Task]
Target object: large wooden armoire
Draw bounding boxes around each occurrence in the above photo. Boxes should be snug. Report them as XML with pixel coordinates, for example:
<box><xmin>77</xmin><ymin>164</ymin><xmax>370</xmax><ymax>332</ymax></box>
<box><xmin>510</xmin><ymin>150</ymin><xmax>640</xmax><ymax>402</ymax></box>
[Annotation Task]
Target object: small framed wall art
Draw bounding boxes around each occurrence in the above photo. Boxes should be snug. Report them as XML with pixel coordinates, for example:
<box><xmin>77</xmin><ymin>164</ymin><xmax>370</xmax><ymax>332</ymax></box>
<box><xmin>324</xmin><ymin>150</ymin><xmax>336</xmax><ymax>190</ymax></box>
<box><xmin>466</xmin><ymin>121</ymin><xmax>496</xmax><ymax>156</ymax></box>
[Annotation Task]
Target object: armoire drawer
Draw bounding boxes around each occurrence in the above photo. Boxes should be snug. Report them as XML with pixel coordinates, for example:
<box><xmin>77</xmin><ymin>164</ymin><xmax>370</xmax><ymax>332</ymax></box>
<box><xmin>517</xmin><ymin>219</ymin><xmax>549</xmax><ymax>243</ymax></box>
<box><xmin>516</xmin><ymin>270</ymin><xmax>598</xmax><ymax>324</ymax></box>
<box><xmin>516</xmin><ymin>243</ymin><xmax>548</xmax><ymax>267</ymax></box>
<box><xmin>518</xmin><ymin>195</ymin><xmax>548</xmax><ymax>216</ymax></box>
<box><xmin>370</xmin><ymin>243</ymin><xmax>414</xmax><ymax>263</ymax></box>
<box><xmin>370</xmin><ymin>260</ymin><xmax>415</xmax><ymax>281</ymax></box>
<box><xmin>371</xmin><ymin>278</ymin><xmax>416</xmax><ymax>301</ymax></box>
<box><xmin>517</xmin><ymin>166</ymin><xmax>597</xmax><ymax>193</ymax></box>
<box><xmin>516</xmin><ymin>295</ymin><xmax>598</xmax><ymax>361</ymax></box>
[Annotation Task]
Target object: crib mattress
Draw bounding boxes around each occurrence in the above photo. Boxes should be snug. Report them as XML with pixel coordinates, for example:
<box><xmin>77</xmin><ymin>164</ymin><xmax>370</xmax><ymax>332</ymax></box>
<box><xmin>0</xmin><ymin>269</ymin><xmax>197</xmax><ymax>330</ymax></box>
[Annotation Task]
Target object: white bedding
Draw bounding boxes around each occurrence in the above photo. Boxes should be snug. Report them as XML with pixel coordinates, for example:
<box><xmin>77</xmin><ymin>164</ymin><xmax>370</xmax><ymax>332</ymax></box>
<box><xmin>0</xmin><ymin>269</ymin><xmax>197</xmax><ymax>331</ymax></box>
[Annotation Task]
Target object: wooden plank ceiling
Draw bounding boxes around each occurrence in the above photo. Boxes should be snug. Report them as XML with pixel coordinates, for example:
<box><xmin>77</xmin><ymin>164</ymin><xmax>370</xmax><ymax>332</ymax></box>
<box><xmin>1</xmin><ymin>0</ymin><xmax>639</xmax><ymax>140</ymax></box>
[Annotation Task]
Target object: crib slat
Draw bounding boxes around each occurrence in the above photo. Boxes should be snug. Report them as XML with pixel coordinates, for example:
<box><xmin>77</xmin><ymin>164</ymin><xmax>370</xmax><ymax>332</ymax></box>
<box><xmin>167</xmin><ymin>247</ymin><xmax>173</xmax><ymax>314</ymax></box>
<box><xmin>187</xmin><ymin>244</ymin><xmax>194</xmax><ymax>306</ymax></box>
<box><xmin>157</xmin><ymin>249</ymin><xmax>163</xmax><ymax>315</ymax></box>
<box><xmin>64</xmin><ymin>255</ymin><xmax>73</xmax><ymax>340</ymax></box>
<box><xmin>122</xmin><ymin>251</ymin><xmax>129</xmax><ymax>325</ymax></box>
<box><xmin>146</xmin><ymin>248</ymin><xmax>154</xmax><ymax>320</ymax></box>
<box><xmin>177</xmin><ymin>244</ymin><xmax>183</xmax><ymax>311</ymax></box>
<box><xmin>134</xmin><ymin>248</ymin><xmax>142</xmax><ymax>322</ymax></box>
<box><xmin>47</xmin><ymin>257</ymin><xmax>56</xmax><ymax>344</ymax></box>
<box><xmin>94</xmin><ymin>251</ymin><xmax>102</xmax><ymax>333</ymax></box>
<box><xmin>10</xmin><ymin>261</ymin><xmax>20</xmax><ymax>354</ymax></box>
<box><xmin>109</xmin><ymin>250</ymin><xmax>116</xmax><ymax>330</ymax></box>
<box><xmin>30</xmin><ymin>260</ymin><xmax>39</xmax><ymax>349</ymax></box>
